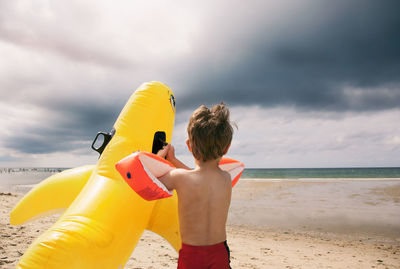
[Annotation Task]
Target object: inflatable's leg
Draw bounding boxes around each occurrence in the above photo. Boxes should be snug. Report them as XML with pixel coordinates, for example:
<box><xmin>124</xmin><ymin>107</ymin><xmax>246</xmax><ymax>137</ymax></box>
<box><xmin>15</xmin><ymin>215</ymin><xmax>114</xmax><ymax>269</ymax></box>
<box><xmin>10</xmin><ymin>165</ymin><xmax>94</xmax><ymax>225</ymax></box>
<box><xmin>146</xmin><ymin>193</ymin><xmax>181</xmax><ymax>251</ymax></box>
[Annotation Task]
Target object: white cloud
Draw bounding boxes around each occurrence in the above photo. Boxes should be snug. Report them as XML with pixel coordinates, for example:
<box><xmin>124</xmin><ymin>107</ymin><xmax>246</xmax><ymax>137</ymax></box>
<box><xmin>0</xmin><ymin>1</ymin><xmax>200</xmax><ymax>66</ymax></box>
<box><xmin>170</xmin><ymin>106</ymin><xmax>400</xmax><ymax>168</ymax></box>
<box><xmin>166</xmin><ymin>106</ymin><xmax>400</xmax><ymax>167</ymax></box>
<box><xmin>385</xmin><ymin>136</ymin><xmax>400</xmax><ymax>145</ymax></box>
<box><xmin>235</xmin><ymin>107</ymin><xmax>400</xmax><ymax>167</ymax></box>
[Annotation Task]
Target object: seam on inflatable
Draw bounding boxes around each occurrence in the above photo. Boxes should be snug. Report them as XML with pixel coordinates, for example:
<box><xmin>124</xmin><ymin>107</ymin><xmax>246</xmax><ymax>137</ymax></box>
<box><xmin>52</xmin><ymin>216</ymin><xmax>114</xmax><ymax>247</ymax></box>
<box><xmin>118</xmin><ymin>152</ymin><xmax>137</xmax><ymax>163</ymax></box>
<box><xmin>219</xmin><ymin>162</ymin><xmax>242</xmax><ymax>172</ymax></box>
<box><xmin>228</xmin><ymin>167</ymin><xmax>244</xmax><ymax>182</ymax></box>
<box><xmin>219</xmin><ymin>163</ymin><xmax>244</xmax><ymax>182</ymax></box>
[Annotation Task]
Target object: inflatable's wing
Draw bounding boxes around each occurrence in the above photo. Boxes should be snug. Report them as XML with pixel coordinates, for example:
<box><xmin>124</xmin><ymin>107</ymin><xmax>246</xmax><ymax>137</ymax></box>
<box><xmin>219</xmin><ymin>157</ymin><xmax>245</xmax><ymax>187</ymax></box>
<box><xmin>116</xmin><ymin>151</ymin><xmax>174</xmax><ymax>201</ymax></box>
<box><xmin>10</xmin><ymin>165</ymin><xmax>94</xmax><ymax>225</ymax></box>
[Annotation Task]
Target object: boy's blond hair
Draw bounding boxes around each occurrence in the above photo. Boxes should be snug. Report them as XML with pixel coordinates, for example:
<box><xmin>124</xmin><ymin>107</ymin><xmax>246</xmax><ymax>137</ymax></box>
<box><xmin>187</xmin><ymin>103</ymin><xmax>234</xmax><ymax>162</ymax></box>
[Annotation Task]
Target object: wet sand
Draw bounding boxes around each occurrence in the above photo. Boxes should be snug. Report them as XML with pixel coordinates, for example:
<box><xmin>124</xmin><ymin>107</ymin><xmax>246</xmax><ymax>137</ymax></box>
<box><xmin>1</xmin><ymin>179</ymin><xmax>400</xmax><ymax>268</ymax></box>
<box><xmin>229</xmin><ymin>179</ymin><xmax>400</xmax><ymax>239</ymax></box>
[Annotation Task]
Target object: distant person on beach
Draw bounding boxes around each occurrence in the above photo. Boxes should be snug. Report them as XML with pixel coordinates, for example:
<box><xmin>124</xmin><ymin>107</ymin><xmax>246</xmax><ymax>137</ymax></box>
<box><xmin>157</xmin><ymin>103</ymin><xmax>234</xmax><ymax>269</ymax></box>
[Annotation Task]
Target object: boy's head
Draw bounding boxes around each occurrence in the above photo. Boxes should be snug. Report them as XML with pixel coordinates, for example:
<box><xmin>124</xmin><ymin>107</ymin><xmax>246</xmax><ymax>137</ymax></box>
<box><xmin>187</xmin><ymin>103</ymin><xmax>234</xmax><ymax>162</ymax></box>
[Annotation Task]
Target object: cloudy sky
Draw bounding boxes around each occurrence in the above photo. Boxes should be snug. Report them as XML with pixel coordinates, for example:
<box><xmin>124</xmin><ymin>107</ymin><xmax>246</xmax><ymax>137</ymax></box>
<box><xmin>0</xmin><ymin>0</ymin><xmax>399</xmax><ymax>168</ymax></box>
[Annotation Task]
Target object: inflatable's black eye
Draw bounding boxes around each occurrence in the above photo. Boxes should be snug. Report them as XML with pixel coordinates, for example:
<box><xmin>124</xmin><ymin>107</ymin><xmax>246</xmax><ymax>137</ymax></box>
<box><xmin>170</xmin><ymin>94</ymin><xmax>176</xmax><ymax>112</ymax></box>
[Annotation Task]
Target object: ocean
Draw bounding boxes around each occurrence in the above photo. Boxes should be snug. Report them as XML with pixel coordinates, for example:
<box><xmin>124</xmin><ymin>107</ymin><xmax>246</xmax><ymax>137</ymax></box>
<box><xmin>242</xmin><ymin>167</ymin><xmax>400</xmax><ymax>179</ymax></box>
<box><xmin>0</xmin><ymin>168</ymin><xmax>69</xmax><ymax>192</ymax></box>
<box><xmin>0</xmin><ymin>167</ymin><xmax>399</xmax><ymax>193</ymax></box>
<box><xmin>1</xmin><ymin>167</ymin><xmax>400</xmax><ymax>185</ymax></box>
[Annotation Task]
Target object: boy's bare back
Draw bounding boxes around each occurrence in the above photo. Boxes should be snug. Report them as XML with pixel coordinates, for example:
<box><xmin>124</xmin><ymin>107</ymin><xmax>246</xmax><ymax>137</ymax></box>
<box><xmin>171</xmin><ymin>164</ymin><xmax>232</xmax><ymax>245</ymax></box>
<box><xmin>158</xmin><ymin>103</ymin><xmax>235</xmax><ymax>249</ymax></box>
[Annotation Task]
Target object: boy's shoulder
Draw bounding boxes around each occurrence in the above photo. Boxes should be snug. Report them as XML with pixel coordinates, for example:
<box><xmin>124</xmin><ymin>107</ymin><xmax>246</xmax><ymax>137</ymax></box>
<box><xmin>170</xmin><ymin>167</ymin><xmax>191</xmax><ymax>176</ymax></box>
<box><xmin>180</xmin><ymin>167</ymin><xmax>231</xmax><ymax>185</ymax></box>
<box><xmin>167</xmin><ymin>167</ymin><xmax>192</xmax><ymax>183</ymax></box>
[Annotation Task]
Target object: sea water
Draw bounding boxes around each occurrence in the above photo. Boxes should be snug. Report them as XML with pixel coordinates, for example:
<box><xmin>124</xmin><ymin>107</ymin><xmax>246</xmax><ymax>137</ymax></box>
<box><xmin>242</xmin><ymin>167</ymin><xmax>400</xmax><ymax>179</ymax></box>
<box><xmin>0</xmin><ymin>168</ymin><xmax>68</xmax><ymax>192</ymax></box>
<box><xmin>1</xmin><ymin>167</ymin><xmax>400</xmax><ymax>188</ymax></box>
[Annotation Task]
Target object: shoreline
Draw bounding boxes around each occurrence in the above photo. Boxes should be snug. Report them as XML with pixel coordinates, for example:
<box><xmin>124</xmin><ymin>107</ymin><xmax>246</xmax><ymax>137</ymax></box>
<box><xmin>241</xmin><ymin>177</ymin><xmax>400</xmax><ymax>182</ymax></box>
<box><xmin>1</xmin><ymin>177</ymin><xmax>400</xmax><ymax>194</ymax></box>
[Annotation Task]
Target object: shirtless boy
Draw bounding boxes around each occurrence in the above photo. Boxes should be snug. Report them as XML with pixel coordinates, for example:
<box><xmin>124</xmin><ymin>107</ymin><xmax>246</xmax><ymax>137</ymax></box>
<box><xmin>157</xmin><ymin>103</ymin><xmax>234</xmax><ymax>269</ymax></box>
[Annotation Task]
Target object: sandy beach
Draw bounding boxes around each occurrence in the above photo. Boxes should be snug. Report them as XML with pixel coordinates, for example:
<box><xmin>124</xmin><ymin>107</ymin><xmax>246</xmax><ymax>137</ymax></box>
<box><xmin>1</xmin><ymin>179</ymin><xmax>400</xmax><ymax>268</ymax></box>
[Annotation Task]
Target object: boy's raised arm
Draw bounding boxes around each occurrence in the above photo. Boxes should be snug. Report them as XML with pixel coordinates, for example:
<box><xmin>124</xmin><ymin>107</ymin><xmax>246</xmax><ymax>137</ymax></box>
<box><xmin>157</xmin><ymin>144</ymin><xmax>191</xmax><ymax>170</ymax></box>
<box><xmin>168</xmin><ymin>157</ymin><xmax>191</xmax><ymax>170</ymax></box>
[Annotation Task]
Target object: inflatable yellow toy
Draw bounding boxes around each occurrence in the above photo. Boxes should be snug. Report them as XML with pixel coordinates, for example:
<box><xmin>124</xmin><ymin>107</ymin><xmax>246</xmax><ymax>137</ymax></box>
<box><xmin>10</xmin><ymin>81</ymin><xmax>179</xmax><ymax>268</ymax></box>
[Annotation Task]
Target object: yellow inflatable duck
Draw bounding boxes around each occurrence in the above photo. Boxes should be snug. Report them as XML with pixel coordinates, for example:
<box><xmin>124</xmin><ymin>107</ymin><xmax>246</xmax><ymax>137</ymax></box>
<box><xmin>10</xmin><ymin>81</ymin><xmax>180</xmax><ymax>268</ymax></box>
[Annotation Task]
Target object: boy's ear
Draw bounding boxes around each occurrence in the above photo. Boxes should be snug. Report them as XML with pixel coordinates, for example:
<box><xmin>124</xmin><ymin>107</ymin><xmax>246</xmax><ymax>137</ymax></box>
<box><xmin>186</xmin><ymin>139</ymin><xmax>192</xmax><ymax>152</ymax></box>
<box><xmin>223</xmin><ymin>143</ymin><xmax>231</xmax><ymax>155</ymax></box>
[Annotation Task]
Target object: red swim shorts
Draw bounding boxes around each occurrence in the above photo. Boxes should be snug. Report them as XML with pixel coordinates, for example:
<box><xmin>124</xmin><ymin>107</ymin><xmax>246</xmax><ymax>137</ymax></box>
<box><xmin>177</xmin><ymin>241</ymin><xmax>231</xmax><ymax>269</ymax></box>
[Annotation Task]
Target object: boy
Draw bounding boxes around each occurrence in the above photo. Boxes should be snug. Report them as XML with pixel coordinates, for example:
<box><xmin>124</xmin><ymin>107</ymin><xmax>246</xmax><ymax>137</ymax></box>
<box><xmin>157</xmin><ymin>103</ymin><xmax>234</xmax><ymax>269</ymax></box>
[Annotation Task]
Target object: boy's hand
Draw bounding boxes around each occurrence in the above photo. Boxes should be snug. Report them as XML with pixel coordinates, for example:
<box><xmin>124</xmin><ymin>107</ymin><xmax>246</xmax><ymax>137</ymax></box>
<box><xmin>157</xmin><ymin>144</ymin><xmax>171</xmax><ymax>159</ymax></box>
<box><xmin>157</xmin><ymin>144</ymin><xmax>190</xmax><ymax>169</ymax></box>
<box><xmin>166</xmin><ymin>144</ymin><xmax>176</xmax><ymax>163</ymax></box>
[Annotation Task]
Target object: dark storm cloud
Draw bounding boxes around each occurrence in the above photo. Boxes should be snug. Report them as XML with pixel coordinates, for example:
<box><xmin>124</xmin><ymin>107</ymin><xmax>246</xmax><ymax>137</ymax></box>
<box><xmin>47</xmin><ymin>100</ymin><xmax>122</xmax><ymax>138</ymax></box>
<box><xmin>176</xmin><ymin>0</ymin><xmax>400</xmax><ymax>111</ymax></box>
<box><xmin>3</xmin><ymin>97</ymin><xmax>123</xmax><ymax>154</ymax></box>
